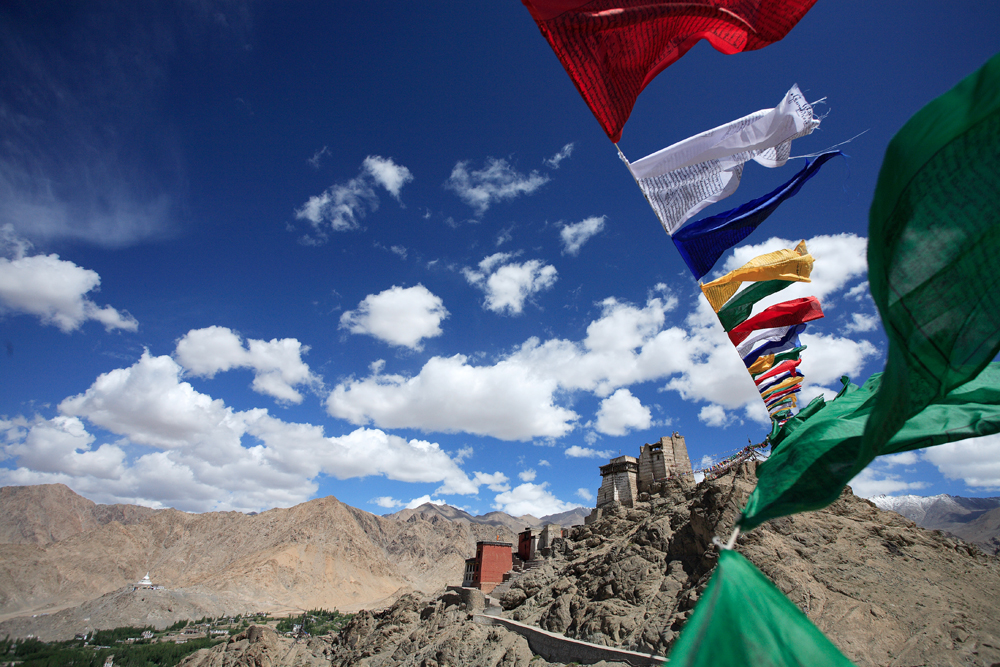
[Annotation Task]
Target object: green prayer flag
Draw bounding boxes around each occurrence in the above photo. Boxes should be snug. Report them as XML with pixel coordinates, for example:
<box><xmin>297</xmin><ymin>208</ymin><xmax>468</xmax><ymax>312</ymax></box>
<box><xmin>863</xmin><ymin>50</ymin><xmax>1000</xmax><ymax>462</ymax></box>
<box><xmin>741</xmin><ymin>364</ymin><xmax>1000</xmax><ymax>530</ymax></box>
<box><xmin>717</xmin><ymin>279</ymin><xmax>794</xmax><ymax>332</ymax></box>
<box><xmin>666</xmin><ymin>550</ymin><xmax>856</xmax><ymax>667</ymax></box>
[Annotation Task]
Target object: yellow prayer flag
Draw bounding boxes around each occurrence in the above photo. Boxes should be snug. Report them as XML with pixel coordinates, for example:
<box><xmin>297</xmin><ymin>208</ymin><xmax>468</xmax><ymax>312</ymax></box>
<box><xmin>701</xmin><ymin>241</ymin><xmax>813</xmax><ymax>312</ymax></box>
<box><xmin>747</xmin><ymin>354</ymin><xmax>776</xmax><ymax>376</ymax></box>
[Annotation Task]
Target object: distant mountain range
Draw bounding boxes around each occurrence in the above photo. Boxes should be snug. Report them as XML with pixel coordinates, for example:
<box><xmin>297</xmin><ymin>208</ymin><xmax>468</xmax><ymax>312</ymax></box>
<box><xmin>0</xmin><ymin>483</ymin><xmax>588</xmax><ymax>641</ymax></box>
<box><xmin>869</xmin><ymin>493</ymin><xmax>1000</xmax><ymax>554</ymax></box>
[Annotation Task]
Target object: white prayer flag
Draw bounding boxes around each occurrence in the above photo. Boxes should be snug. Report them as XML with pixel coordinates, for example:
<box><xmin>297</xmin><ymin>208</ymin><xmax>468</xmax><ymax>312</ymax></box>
<box><xmin>627</xmin><ymin>85</ymin><xmax>819</xmax><ymax>235</ymax></box>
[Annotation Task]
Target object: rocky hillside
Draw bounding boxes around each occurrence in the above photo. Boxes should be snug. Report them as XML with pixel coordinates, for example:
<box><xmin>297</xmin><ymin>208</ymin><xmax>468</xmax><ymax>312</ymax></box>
<box><xmin>321</xmin><ymin>463</ymin><xmax>1000</xmax><ymax>667</ymax></box>
<box><xmin>0</xmin><ymin>484</ymin><xmax>159</xmax><ymax>545</ymax></box>
<box><xmin>871</xmin><ymin>493</ymin><xmax>1000</xmax><ymax>554</ymax></box>
<box><xmin>0</xmin><ymin>485</ymin><xmax>576</xmax><ymax>641</ymax></box>
<box><xmin>389</xmin><ymin>503</ymin><xmax>588</xmax><ymax>534</ymax></box>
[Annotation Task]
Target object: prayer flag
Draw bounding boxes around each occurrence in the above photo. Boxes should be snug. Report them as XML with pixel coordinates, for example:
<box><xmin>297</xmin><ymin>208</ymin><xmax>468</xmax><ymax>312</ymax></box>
<box><xmin>728</xmin><ymin>297</ymin><xmax>823</xmax><ymax>346</ymax></box>
<box><xmin>702</xmin><ymin>241</ymin><xmax>813</xmax><ymax>312</ymax></box>
<box><xmin>747</xmin><ymin>354</ymin><xmax>776</xmax><ymax>376</ymax></box>
<box><xmin>863</xmin><ymin>50</ymin><xmax>1000</xmax><ymax>462</ymax></box>
<box><xmin>743</xmin><ymin>326</ymin><xmax>805</xmax><ymax>368</ymax></box>
<box><xmin>521</xmin><ymin>0</ymin><xmax>819</xmax><ymax>143</ymax></box>
<box><xmin>673</xmin><ymin>151</ymin><xmax>842</xmax><ymax>279</ymax></box>
<box><xmin>755</xmin><ymin>359</ymin><xmax>802</xmax><ymax>385</ymax></box>
<box><xmin>628</xmin><ymin>86</ymin><xmax>819</xmax><ymax>235</ymax></box>
<box><xmin>666</xmin><ymin>549</ymin><xmax>857</xmax><ymax>667</ymax></box>
<box><xmin>717</xmin><ymin>280</ymin><xmax>794</xmax><ymax>332</ymax></box>
<box><xmin>760</xmin><ymin>376</ymin><xmax>802</xmax><ymax>401</ymax></box>
<box><xmin>737</xmin><ymin>323</ymin><xmax>806</xmax><ymax>361</ymax></box>
<box><xmin>741</xmin><ymin>363</ymin><xmax>1000</xmax><ymax>530</ymax></box>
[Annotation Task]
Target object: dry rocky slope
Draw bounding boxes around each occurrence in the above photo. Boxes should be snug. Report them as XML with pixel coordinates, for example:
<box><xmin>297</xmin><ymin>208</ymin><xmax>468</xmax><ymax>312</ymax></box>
<box><xmin>316</xmin><ymin>463</ymin><xmax>1000</xmax><ymax>667</ymax></box>
<box><xmin>0</xmin><ymin>484</ymin><xmax>581</xmax><ymax>640</ymax></box>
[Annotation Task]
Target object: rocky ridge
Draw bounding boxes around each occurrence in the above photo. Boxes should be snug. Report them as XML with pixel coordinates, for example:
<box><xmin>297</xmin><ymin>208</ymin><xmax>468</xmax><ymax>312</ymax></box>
<box><xmin>321</xmin><ymin>463</ymin><xmax>1000</xmax><ymax>667</ymax></box>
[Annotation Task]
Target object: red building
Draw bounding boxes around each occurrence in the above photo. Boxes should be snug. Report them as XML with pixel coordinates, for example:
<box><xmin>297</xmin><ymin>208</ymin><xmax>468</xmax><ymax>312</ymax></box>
<box><xmin>462</xmin><ymin>541</ymin><xmax>512</xmax><ymax>594</ymax></box>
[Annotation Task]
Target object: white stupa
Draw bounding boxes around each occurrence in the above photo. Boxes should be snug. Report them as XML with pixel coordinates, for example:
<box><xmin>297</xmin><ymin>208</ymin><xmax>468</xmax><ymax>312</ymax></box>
<box><xmin>132</xmin><ymin>571</ymin><xmax>161</xmax><ymax>590</ymax></box>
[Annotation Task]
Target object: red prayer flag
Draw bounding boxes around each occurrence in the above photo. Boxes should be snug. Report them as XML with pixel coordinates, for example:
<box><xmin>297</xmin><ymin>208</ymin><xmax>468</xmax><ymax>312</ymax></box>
<box><xmin>728</xmin><ymin>296</ymin><xmax>823</xmax><ymax>346</ymax></box>
<box><xmin>521</xmin><ymin>0</ymin><xmax>819</xmax><ymax>142</ymax></box>
<box><xmin>754</xmin><ymin>358</ymin><xmax>802</xmax><ymax>385</ymax></box>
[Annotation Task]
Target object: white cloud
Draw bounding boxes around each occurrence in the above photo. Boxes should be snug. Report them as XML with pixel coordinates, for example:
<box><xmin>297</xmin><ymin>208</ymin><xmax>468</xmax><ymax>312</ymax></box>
<box><xmin>492</xmin><ymin>482</ymin><xmax>575</xmax><ymax>517</ymax></box>
<box><xmin>843</xmin><ymin>312</ymin><xmax>879</xmax><ymax>333</ymax></box>
<box><xmin>445</xmin><ymin>158</ymin><xmax>549</xmax><ymax>215</ymax></box>
<box><xmin>327</xmin><ymin>353</ymin><xmax>578</xmax><ymax>441</ymax></box>
<box><xmin>294</xmin><ymin>156</ymin><xmax>412</xmax><ymax>240</ymax></box>
<box><xmin>175</xmin><ymin>326</ymin><xmax>319</xmax><ymax>404</ymax></box>
<box><xmin>880</xmin><ymin>451</ymin><xmax>920</xmax><ymax>467</ymax></box>
<box><xmin>698</xmin><ymin>405</ymin><xmax>730</xmax><ymax>428</ymax></box>
<box><xmin>471</xmin><ymin>471</ymin><xmax>511</xmax><ymax>493</ymax></box>
<box><xmin>519</xmin><ymin>469</ymin><xmax>537</xmax><ymax>482</ymax></box>
<box><xmin>544</xmin><ymin>143</ymin><xmax>575</xmax><ymax>169</ymax></box>
<box><xmin>371</xmin><ymin>496</ymin><xmax>403</xmax><ymax>509</ymax></box>
<box><xmin>0</xmin><ymin>229</ymin><xmax>137</xmax><ymax>333</ymax></box>
<box><xmin>0</xmin><ymin>351</ymin><xmax>516</xmax><ymax>512</ymax></box>
<box><xmin>463</xmin><ymin>253</ymin><xmax>557</xmax><ymax>315</ymax></box>
<box><xmin>560</xmin><ymin>216</ymin><xmax>605</xmax><ymax>256</ymax></box>
<box><xmin>328</xmin><ymin>242</ymin><xmax>877</xmax><ymax>442</ymax></box>
<box><xmin>405</xmin><ymin>495</ymin><xmax>446</xmax><ymax>510</ymax></box>
<box><xmin>922</xmin><ymin>434</ymin><xmax>1000</xmax><ymax>490</ymax></box>
<box><xmin>538</xmin><ymin>459</ymin><xmax>551</xmax><ymax>467</ymax></box>
<box><xmin>339</xmin><ymin>285</ymin><xmax>449</xmax><ymax>350</ymax></box>
<box><xmin>594</xmin><ymin>388</ymin><xmax>651</xmax><ymax>436</ymax></box>
<box><xmin>576</xmin><ymin>487</ymin><xmax>593</xmax><ymax>501</ymax></box>
<box><xmin>849</xmin><ymin>466</ymin><xmax>930</xmax><ymax>498</ymax></box>
<box><xmin>390</xmin><ymin>245</ymin><xmax>407</xmax><ymax>259</ymax></box>
<box><xmin>566</xmin><ymin>445</ymin><xmax>614</xmax><ymax>459</ymax></box>
<box><xmin>363</xmin><ymin>155</ymin><xmax>413</xmax><ymax>199</ymax></box>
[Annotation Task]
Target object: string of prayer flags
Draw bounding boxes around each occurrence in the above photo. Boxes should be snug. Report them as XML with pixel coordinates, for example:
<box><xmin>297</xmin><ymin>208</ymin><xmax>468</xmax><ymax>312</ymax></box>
<box><xmin>673</xmin><ymin>151</ymin><xmax>843</xmax><ymax>280</ymax></box>
<box><xmin>666</xmin><ymin>549</ymin><xmax>857</xmax><ymax>667</ymax></box>
<box><xmin>520</xmin><ymin>0</ymin><xmax>819</xmax><ymax>143</ymax></box>
<box><xmin>728</xmin><ymin>296</ymin><xmax>824</xmax><ymax>346</ymax></box>
<box><xmin>701</xmin><ymin>240</ymin><xmax>813</xmax><ymax>311</ymax></box>
<box><xmin>626</xmin><ymin>85</ymin><xmax>819</xmax><ymax>235</ymax></box>
<box><xmin>741</xmin><ymin>363</ymin><xmax>1000</xmax><ymax>531</ymax></box>
<box><xmin>862</xmin><ymin>50</ymin><xmax>1000</xmax><ymax>463</ymax></box>
<box><xmin>740</xmin><ymin>50</ymin><xmax>1000</xmax><ymax>531</ymax></box>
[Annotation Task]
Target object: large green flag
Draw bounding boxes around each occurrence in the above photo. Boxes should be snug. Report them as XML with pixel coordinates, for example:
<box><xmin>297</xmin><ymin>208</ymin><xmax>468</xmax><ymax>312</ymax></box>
<box><xmin>741</xmin><ymin>363</ymin><xmax>1000</xmax><ymax>530</ymax></box>
<box><xmin>863</xmin><ymin>50</ymin><xmax>1000</xmax><ymax>462</ymax></box>
<box><xmin>666</xmin><ymin>549</ymin><xmax>856</xmax><ymax>667</ymax></box>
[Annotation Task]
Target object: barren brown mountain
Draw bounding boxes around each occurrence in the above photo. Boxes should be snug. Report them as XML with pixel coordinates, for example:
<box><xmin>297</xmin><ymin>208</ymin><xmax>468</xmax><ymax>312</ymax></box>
<box><xmin>0</xmin><ymin>484</ymin><xmax>545</xmax><ymax>640</ymax></box>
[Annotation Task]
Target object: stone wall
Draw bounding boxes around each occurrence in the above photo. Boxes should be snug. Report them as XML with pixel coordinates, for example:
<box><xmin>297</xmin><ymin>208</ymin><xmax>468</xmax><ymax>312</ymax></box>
<box><xmin>473</xmin><ymin>614</ymin><xmax>666</xmax><ymax>666</ymax></box>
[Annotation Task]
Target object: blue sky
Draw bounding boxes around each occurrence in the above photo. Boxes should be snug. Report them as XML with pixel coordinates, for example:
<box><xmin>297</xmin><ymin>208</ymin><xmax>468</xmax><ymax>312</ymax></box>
<box><xmin>1</xmin><ymin>1</ymin><xmax>998</xmax><ymax>516</ymax></box>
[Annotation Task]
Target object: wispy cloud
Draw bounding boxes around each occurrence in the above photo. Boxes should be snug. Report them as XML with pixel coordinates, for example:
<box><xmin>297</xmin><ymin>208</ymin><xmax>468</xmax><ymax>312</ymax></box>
<box><xmin>544</xmin><ymin>143</ymin><xmax>575</xmax><ymax>169</ymax></box>
<box><xmin>295</xmin><ymin>156</ymin><xmax>413</xmax><ymax>242</ymax></box>
<box><xmin>445</xmin><ymin>158</ymin><xmax>549</xmax><ymax>216</ymax></box>
<box><xmin>560</xmin><ymin>215</ymin><xmax>606</xmax><ymax>256</ymax></box>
